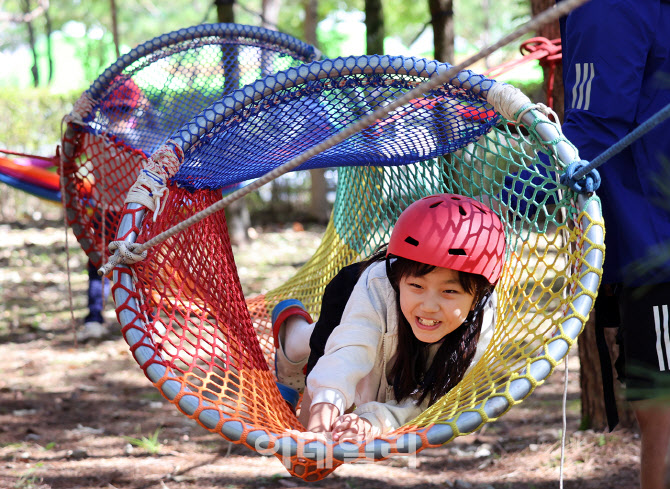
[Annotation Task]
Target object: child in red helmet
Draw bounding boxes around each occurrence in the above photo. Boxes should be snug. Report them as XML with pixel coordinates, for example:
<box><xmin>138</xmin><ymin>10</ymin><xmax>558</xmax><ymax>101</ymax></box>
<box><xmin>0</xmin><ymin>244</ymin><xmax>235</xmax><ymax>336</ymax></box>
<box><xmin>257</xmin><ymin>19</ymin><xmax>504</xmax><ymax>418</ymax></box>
<box><xmin>272</xmin><ymin>193</ymin><xmax>506</xmax><ymax>441</ymax></box>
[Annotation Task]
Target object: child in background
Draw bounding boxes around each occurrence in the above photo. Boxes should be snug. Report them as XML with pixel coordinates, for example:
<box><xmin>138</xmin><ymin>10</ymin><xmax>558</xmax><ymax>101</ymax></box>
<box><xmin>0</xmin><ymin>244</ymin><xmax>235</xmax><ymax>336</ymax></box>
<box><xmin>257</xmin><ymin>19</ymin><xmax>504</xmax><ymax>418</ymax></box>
<box><xmin>77</xmin><ymin>76</ymin><xmax>156</xmax><ymax>342</ymax></box>
<box><xmin>272</xmin><ymin>193</ymin><xmax>506</xmax><ymax>441</ymax></box>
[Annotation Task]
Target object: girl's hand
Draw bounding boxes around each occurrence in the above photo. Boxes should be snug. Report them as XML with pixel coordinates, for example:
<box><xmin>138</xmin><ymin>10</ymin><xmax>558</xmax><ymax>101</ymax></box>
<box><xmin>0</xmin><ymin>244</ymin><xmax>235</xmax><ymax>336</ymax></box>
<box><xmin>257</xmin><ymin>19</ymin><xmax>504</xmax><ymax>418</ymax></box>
<box><xmin>331</xmin><ymin>413</ymin><xmax>374</xmax><ymax>442</ymax></box>
<box><xmin>307</xmin><ymin>402</ymin><xmax>340</xmax><ymax>433</ymax></box>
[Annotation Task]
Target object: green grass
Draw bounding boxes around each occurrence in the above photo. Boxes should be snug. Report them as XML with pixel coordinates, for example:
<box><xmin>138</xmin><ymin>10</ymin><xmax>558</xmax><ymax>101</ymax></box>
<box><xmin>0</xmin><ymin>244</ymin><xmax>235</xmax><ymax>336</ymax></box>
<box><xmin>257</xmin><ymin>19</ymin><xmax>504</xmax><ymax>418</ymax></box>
<box><xmin>123</xmin><ymin>428</ymin><xmax>163</xmax><ymax>454</ymax></box>
<box><xmin>13</xmin><ymin>463</ymin><xmax>44</xmax><ymax>489</ymax></box>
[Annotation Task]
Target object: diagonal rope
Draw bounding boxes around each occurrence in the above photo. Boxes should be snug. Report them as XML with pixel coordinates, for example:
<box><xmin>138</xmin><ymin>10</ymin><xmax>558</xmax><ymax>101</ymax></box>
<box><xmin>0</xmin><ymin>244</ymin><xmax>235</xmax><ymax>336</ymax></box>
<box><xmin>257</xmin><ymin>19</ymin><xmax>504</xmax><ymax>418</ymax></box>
<box><xmin>102</xmin><ymin>0</ymin><xmax>590</xmax><ymax>270</ymax></box>
<box><xmin>572</xmin><ymin>100</ymin><xmax>670</xmax><ymax>180</ymax></box>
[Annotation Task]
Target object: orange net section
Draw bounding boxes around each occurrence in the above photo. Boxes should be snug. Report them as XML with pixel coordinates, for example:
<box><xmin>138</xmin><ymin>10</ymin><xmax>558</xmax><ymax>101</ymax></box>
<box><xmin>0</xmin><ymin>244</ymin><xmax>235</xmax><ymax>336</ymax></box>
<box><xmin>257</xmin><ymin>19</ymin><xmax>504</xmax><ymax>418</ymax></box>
<box><xmin>113</xmin><ymin>186</ymin><xmax>356</xmax><ymax>479</ymax></box>
<box><xmin>119</xmin><ymin>187</ymin><xmax>298</xmax><ymax>429</ymax></box>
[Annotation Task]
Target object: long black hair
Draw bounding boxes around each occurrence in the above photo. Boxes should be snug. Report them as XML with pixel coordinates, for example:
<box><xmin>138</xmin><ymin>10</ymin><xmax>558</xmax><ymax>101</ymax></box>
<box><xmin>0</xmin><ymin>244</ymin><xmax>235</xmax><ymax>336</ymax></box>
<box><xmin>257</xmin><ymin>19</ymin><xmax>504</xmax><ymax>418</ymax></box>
<box><xmin>362</xmin><ymin>245</ymin><xmax>494</xmax><ymax>406</ymax></box>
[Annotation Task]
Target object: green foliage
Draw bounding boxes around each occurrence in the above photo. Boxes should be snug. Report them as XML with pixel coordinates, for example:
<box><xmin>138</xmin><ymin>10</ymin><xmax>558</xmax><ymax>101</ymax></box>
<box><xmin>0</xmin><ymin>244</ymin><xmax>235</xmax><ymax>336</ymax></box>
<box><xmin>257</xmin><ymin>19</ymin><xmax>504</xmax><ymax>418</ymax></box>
<box><xmin>0</xmin><ymin>87</ymin><xmax>78</xmax><ymax>153</ymax></box>
<box><xmin>123</xmin><ymin>428</ymin><xmax>163</xmax><ymax>454</ymax></box>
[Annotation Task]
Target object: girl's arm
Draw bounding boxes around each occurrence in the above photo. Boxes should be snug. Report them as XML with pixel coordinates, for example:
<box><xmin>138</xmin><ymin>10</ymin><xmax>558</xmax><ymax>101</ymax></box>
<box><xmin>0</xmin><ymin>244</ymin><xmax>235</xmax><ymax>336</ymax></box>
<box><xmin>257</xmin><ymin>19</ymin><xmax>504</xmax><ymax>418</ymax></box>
<box><xmin>306</xmin><ymin>266</ymin><xmax>389</xmax><ymax>422</ymax></box>
<box><xmin>306</xmin><ymin>402</ymin><xmax>340</xmax><ymax>433</ymax></box>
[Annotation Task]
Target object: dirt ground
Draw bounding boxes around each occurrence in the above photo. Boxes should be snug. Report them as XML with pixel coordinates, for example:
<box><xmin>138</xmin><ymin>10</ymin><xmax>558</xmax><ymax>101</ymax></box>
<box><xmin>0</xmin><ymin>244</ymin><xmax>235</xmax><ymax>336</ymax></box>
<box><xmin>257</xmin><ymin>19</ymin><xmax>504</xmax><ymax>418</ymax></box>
<box><xmin>0</xmin><ymin>219</ymin><xmax>641</xmax><ymax>489</ymax></box>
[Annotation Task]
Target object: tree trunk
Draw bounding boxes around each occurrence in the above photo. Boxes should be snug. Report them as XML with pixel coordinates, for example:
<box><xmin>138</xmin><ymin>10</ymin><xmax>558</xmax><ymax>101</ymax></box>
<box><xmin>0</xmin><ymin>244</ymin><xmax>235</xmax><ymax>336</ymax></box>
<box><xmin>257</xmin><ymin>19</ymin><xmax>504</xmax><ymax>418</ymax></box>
<box><xmin>215</xmin><ymin>0</ymin><xmax>235</xmax><ymax>23</ymax></box>
<box><xmin>303</xmin><ymin>0</ymin><xmax>330</xmax><ymax>223</ymax></box>
<box><xmin>530</xmin><ymin>0</ymin><xmax>563</xmax><ymax>119</ymax></box>
<box><xmin>110</xmin><ymin>0</ymin><xmax>121</xmax><ymax>59</ymax></box>
<box><xmin>44</xmin><ymin>3</ymin><xmax>53</xmax><ymax>84</ymax></box>
<box><xmin>365</xmin><ymin>0</ymin><xmax>384</xmax><ymax>55</ymax></box>
<box><xmin>578</xmin><ymin>311</ymin><xmax>636</xmax><ymax>430</ymax></box>
<box><xmin>215</xmin><ymin>0</ymin><xmax>251</xmax><ymax>246</ymax></box>
<box><xmin>428</xmin><ymin>0</ymin><xmax>454</xmax><ymax>63</ymax></box>
<box><xmin>22</xmin><ymin>0</ymin><xmax>39</xmax><ymax>87</ymax></box>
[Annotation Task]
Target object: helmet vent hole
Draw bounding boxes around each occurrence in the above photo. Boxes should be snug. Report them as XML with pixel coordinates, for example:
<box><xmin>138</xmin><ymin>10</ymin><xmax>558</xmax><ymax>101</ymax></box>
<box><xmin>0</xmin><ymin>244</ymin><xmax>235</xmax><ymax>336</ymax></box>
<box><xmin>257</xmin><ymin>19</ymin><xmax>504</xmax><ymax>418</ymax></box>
<box><xmin>458</xmin><ymin>205</ymin><xmax>467</xmax><ymax>216</ymax></box>
<box><xmin>449</xmin><ymin>248</ymin><xmax>467</xmax><ymax>256</ymax></box>
<box><xmin>404</xmin><ymin>236</ymin><xmax>420</xmax><ymax>247</ymax></box>
<box><xmin>429</xmin><ymin>201</ymin><xmax>443</xmax><ymax>208</ymax></box>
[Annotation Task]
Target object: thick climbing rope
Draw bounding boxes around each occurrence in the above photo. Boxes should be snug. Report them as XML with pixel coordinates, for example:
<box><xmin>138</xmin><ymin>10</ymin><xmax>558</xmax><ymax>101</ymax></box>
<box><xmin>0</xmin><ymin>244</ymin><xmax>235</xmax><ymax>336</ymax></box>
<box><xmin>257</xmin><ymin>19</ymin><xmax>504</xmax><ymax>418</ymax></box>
<box><xmin>99</xmin><ymin>0</ymin><xmax>590</xmax><ymax>276</ymax></box>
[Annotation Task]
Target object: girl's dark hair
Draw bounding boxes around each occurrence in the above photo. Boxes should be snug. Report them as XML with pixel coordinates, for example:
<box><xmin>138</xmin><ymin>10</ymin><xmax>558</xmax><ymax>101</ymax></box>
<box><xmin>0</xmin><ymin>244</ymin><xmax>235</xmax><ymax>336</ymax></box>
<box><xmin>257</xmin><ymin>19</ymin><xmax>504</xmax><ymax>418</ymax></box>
<box><xmin>362</xmin><ymin>244</ymin><xmax>494</xmax><ymax>406</ymax></box>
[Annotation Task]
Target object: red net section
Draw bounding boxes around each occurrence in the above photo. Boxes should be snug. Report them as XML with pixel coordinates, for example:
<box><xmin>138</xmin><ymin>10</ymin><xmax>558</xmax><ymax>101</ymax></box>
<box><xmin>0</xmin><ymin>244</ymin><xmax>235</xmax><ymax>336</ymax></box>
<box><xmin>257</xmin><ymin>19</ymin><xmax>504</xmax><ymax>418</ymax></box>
<box><xmin>60</xmin><ymin>129</ymin><xmax>147</xmax><ymax>268</ymax></box>
<box><xmin>112</xmin><ymin>186</ymin><xmax>354</xmax><ymax>480</ymax></box>
<box><xmin>117</xmin><ymin>186</ymin><xmax>297</xmax><ymax>428</ymax></box>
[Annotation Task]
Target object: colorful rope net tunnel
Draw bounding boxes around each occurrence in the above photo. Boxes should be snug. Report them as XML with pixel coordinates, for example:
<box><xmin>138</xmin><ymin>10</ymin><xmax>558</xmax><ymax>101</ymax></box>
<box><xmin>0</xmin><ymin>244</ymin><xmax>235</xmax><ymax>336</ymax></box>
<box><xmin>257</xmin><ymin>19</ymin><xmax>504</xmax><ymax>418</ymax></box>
<box><xmin>59</xmin><ymin>23</ymin><xmax>321</xmax><ymax>269</ymax></box>
<box><xmin>106</xmin><ymin>54</ymin><xmax>604</xmax><ymax>481</ymax></box>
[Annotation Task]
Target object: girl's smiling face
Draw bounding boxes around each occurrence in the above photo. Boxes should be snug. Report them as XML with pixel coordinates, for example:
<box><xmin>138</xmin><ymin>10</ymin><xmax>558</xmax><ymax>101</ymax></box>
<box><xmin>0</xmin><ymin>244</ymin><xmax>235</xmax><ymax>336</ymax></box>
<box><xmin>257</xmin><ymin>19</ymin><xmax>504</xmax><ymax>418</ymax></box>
<box><xmin>398</xmin><ymin>266</ymin><xmax>476</xmax><ymax>344</ymax></box>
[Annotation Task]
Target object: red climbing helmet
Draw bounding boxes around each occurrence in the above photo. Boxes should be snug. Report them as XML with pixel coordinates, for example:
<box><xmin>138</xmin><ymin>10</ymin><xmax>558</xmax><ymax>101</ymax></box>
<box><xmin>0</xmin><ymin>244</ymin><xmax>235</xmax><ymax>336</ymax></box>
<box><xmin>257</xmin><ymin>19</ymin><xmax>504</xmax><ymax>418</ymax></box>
<box><xmin>100</xmin><ymin>76</ymin><xmax>142</xmax><ymax>112</ymax></box>
<box><xmin>387</xmin><ymin>194</ymin><xmax>506</xmax><ymax>284</ymax></box>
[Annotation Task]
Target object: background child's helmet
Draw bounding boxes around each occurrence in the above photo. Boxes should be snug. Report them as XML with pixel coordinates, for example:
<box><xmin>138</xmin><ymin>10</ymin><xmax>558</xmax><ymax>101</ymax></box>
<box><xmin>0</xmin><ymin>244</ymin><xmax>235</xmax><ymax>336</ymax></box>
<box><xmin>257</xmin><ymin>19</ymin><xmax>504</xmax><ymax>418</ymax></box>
<box><xmin>100</xmin><ymin>76</ymin><xmax>142</xmax><ymax>113</ymax></box>
<box><xmin>387</xmin><ymin>194</ymin><xmax>506</xmax><ymax>284</ymax></box>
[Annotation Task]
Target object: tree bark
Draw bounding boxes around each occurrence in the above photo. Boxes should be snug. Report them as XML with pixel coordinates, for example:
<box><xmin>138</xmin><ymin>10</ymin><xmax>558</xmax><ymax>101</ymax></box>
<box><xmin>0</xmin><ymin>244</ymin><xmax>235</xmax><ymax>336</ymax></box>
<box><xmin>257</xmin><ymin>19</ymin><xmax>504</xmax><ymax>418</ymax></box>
<box><xmin>303</xmin><ymin>0</ymin><xmax>330</xmax><ymax>223</ymax></box>
<box><xmin>530</xmin><ymin>0</ymin><xmax>563</xmax><ymax>120</ymax></box>
<box><xmin>365</xmin><ymin>0</ymin><xmax>384</xmax><ymax>55</ymax></box>
<box><xmin>428</xmin><ymin>0</ymin><xmax>454</xmax><ymax>63</ymax></box>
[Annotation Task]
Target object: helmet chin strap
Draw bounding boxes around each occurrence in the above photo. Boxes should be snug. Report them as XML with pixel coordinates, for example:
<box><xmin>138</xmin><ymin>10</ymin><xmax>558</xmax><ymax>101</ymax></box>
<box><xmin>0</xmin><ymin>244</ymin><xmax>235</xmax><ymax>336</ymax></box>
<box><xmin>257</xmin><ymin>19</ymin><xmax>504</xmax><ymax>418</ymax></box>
<box><xmin>470</xmin><ymin>287</ymin><xmax>494</xmax><ymax>321</ymax></box>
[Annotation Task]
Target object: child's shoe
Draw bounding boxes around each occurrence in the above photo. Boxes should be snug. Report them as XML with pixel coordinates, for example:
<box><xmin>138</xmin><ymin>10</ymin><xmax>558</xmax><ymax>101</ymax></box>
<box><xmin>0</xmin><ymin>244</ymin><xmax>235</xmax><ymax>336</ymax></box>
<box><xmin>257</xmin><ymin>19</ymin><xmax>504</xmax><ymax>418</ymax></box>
<box><xmin>272</xmin><ymin>299</ymin><xmax>313</xmax><ymax>409</ymax></box>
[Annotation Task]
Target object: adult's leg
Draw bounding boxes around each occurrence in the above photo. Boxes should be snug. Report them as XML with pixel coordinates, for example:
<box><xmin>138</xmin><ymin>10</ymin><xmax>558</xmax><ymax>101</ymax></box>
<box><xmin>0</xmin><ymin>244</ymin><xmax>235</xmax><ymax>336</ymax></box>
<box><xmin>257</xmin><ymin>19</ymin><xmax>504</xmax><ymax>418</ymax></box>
<box><xmin>635</xmin><ymin>401</ymin><xmax>670</xmax><ymax>489</ymax></box>
<box><xmin>77</xmin><ymin>260</ymin><xmax>112</xmax><ymax>341</ymax></box>
<box><xmin>620</xmin><ymin>283</ymin><xmax>670</xmax><ymax>489</ymax></box>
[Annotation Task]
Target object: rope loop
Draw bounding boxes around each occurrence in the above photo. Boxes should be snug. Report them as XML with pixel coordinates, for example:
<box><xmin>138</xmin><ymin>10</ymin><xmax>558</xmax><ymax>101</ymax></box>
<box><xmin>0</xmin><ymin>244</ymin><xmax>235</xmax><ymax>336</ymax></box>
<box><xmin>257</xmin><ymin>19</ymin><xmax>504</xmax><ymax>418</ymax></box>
<box><xmin>560</xmin><ymin>160</ymin><xmax>601</xmax><ymax>193</ymax></box>
<box><xmin>97</xmin><ymin>241</ymin><xmax>148</xmax><ymax>276</ymax></box>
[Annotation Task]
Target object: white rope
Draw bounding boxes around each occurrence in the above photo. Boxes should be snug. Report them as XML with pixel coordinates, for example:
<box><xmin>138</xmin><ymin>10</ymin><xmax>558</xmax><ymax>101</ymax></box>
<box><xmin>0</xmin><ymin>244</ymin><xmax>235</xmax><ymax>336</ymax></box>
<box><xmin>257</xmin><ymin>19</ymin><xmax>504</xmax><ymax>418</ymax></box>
<box><xmin>486</xmin><ymin>82</ymin><xmax>532</xmax><ymax>122</ymax></box>
<box><xmin>99</xmin><ymin>0</ymin><xmax>591</xmax><ymax>274</ymax></box>
<box><xmin>108</xmin><ymin>241</ymin><xmax>148</xmax><ymax>265</ymax></box>
<box><xmin>125</xmin><ymin>169</ymin><xmax>170</xmax><ymax>221</ymax></box>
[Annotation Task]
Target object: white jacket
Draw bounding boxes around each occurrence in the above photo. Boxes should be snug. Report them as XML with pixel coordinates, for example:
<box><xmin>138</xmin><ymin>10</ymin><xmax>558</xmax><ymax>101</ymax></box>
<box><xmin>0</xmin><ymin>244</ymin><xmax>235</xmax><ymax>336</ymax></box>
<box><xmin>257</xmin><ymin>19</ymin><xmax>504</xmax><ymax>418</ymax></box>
<box><xmin>306</xmin><ymin>260</ymin><xmax>497</xmax><ymax>434</ymax></box>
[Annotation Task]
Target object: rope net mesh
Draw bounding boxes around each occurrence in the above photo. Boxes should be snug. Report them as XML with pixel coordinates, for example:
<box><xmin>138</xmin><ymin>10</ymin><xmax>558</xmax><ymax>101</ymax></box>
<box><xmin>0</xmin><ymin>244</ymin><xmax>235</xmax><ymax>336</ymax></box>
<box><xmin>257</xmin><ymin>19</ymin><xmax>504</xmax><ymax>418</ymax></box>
<box><xmin>101</xmin><ymin>55</ymin><xmax>603</xmax><ymax>481</ymax></box>
<box><xmin>60</xmin><ymin>24</ymin><xmax>319</xmax><ymax>269</ymax></box>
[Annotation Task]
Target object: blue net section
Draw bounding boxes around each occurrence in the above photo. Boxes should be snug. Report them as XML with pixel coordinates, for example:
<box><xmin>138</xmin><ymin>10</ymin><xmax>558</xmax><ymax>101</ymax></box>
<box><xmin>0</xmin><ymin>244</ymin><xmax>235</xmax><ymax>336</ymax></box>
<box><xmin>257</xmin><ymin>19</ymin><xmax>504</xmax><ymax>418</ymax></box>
<box><xmin>82</xmin><ymin>23</ymin><xmax>320</xmax><ymax>156</ymax></box>
<box><xmin>170</xmin><ymin>55</ymin><xmax>501</xmax><ymax>191</ymax></box>
<box><xmin>60</xmin><ymin>23</ymin><xmax>320</xmax><ymax>268</ymax></box>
